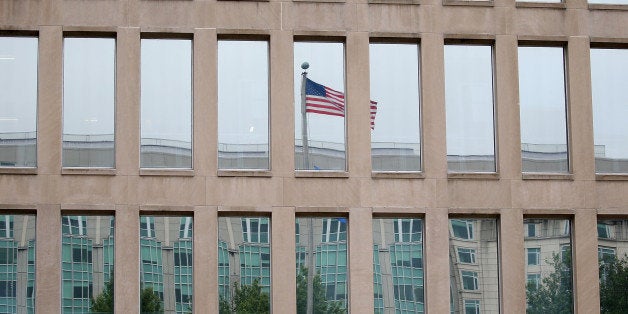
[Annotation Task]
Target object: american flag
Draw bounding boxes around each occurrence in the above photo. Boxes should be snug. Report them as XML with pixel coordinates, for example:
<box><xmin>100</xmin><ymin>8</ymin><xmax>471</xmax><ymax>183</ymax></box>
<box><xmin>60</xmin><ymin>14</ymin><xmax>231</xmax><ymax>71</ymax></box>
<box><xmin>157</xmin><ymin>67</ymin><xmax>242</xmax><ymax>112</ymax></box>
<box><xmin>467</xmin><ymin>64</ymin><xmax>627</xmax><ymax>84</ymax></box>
<box><xmin>305</xmin><ymin>78</ymin><xmax>379</xmax><ymax>129</ymax></box>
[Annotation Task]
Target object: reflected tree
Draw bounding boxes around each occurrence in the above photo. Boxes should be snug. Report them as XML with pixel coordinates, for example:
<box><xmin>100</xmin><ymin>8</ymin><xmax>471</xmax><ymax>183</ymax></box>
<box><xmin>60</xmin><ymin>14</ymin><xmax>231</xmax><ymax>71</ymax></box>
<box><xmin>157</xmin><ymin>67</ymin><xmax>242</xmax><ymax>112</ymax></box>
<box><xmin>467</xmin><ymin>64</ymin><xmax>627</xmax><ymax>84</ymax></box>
<box><xmin>90</xmin><ymin>276</ymin><xmax>164</xmax><ymax>314</ymax></box>
<box><xmin>296</xmin><ymin>266</ymin><xmax>345</xmax><ymax>314</ymax></box>
<box><xmin>220</xmin><ymin>279</ymin><xmax>270</xmax><ymax>314</ymax></box>
<box><xmin>526</xmin><ymin>252</ymin><xmax>573</xmax><ymax>314</ymax></box>
<box><xmin>599</xmin><ymin>254</ymin><xmax>628</xmax><ymax>313</ymax></box>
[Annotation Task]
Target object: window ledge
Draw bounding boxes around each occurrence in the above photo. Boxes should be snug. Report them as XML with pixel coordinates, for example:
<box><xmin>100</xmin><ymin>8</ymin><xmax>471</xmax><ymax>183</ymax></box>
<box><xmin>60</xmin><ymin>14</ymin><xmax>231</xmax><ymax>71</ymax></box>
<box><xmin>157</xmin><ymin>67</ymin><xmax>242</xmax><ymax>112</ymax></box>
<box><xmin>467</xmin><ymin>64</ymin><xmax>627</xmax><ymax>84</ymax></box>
<box><xmin>516</xmin><ymin>1</ymin><xmax>566</xmax><ymax>8</ymax></box>
<box><xmin>372</xmin><ymin>172</ymin><xmax>425</xmax><ymax>179</ymax></box>
<box><xmin>522</xmin><ymin>173</ymin><xmax>573</xmax><ymax>180</ymax></box>
<box><xmin>293</xmin><ymin>0</ymin><xmax>345</xmax><ymax>3</ymax></box>
<box><xmin>62</xmin><ymin>168</ymin><xmax>116</xmax><ymax>176</ymax></box>
<box><xmin>295</xmin><ymin>171</ymin><xmax>349</xmax><ymax>178</ymax></box>
<box><xmin>139</xmin><ymin>169</ymin><xmax>195</xmax><ymax>177</ymax></box>
<box><xmin>596</xmin><ymin>174</ymin><xmax>628</xmax><ymax>181</ymax></box>
<box><xmin>0</xmin><ymin>167</ymin><xmax>37</xmax><ymax>175</ymax></box>
<box><xmin>448</xmin><ymin>172</ymin><xmax>499</xmax><ymax>180</ymax></box>
<box><xmin>589</xmin><ymin>3</ymin><xmax>628</xmax><ymax>10</ymax></box>
<box><xmin>369</xmin><ymin>0</ymin><xmax>420</xmax><ymax>4</ymax></box>
<box><xmin>218</xmin><ymin>170</ymin><xmax>272</xmax><ymax>177</ymax></box>
<box><xmin>443</xmin><ymin>0</ymin><xmax>494</xmax><ymax>7</ymax></box>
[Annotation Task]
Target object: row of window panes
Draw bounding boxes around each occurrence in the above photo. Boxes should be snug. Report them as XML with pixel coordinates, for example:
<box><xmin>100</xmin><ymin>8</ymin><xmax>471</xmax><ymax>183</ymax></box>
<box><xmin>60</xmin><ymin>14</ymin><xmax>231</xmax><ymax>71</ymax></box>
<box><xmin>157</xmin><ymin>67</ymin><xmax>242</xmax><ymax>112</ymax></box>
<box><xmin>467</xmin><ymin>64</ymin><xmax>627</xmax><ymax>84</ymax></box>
<box><xmin>1</xmin><ymin>36</ymin><xmax>626</xmax><ymax>174</ymax></box>
<box><xmin>2</xmin><ymin>214</ymin><xmax>626</xmax><ymax>313</ymax></box>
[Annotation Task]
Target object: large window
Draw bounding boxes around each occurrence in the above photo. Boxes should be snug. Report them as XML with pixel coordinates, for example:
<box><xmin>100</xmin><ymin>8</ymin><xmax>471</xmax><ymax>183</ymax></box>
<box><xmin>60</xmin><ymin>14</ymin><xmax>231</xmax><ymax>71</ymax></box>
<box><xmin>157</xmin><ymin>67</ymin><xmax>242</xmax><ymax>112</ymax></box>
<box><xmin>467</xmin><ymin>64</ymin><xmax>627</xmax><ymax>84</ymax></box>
<box><xmin>0</xmin><ymin>215</ymin><xmax>35</xmax><ymax>313</ymax></box>
<box><xmin>449</xmin><ymin>218</ymin><xmax>498</xmax><ymax>314</ymax></box>
<box><xmin>591</xmin><ymin>48</ymin><xmax>628</xmax><ymax>174</ymax></box>
<box><xmin>141</xmin><ymin>38</ymin><xmax>192</xmax><ymax>169</ymax></box>
<box><xmin>0</xmin><ymin>36</ymin><xmax>38</xmax><ymax>168</ymax></box>
<box><xmin>218</xmin><ymin>40</ymin><xmax>269</xmax><ymax>170</ymax></box>
<box><xmin>518</xmin><ymin>46</ymin><xmax>568</xmax><ymax>173</ymax></box>
<box><xmin>597</xmin><ymin>218</ymin><xmax>628</xmax><ymax>313</ymax></box>
<box><xmin>140</xmin><ymin>216</ymin><xmax>193</xmax><ymax>313</ymax></box>
<box><xmin>61</xmin><ymin>215</ymin><xmax>114</xmax><ymax>314</ymax></box>
<box><xmin>296</xmin><ymin>217</ymin><xmax>348</xmax><ymax>313</ymax></box>
<box><xmin>524</xmin><ymin>218</ymin><xmax>573</xmax><ymax>313</ymax></box>
<box><xmin>369</xmin><ymin>42</ymin><xmax>421</xmax><ymax>172</ymax></box>
<box><xmin>373</xmin><ymin>218</ymin><xmax>424</xmax><ymax>314</ymax></box>
<box><xmin>63</xmin><ymin>37</ymin><xmax>115</xmax><ymax>168</ymax></box>
<box><xmin>294</xmin><ymin>41</ymin><xmax>346</xmax><ymax>171</ymax></box>
<box><xmin>445</xmin><ymin>44</ymin><xmax>495</xmax><ymax>173</ymax></box>
<box><xmin>218</xmin><ymin>216</ymin><xmax>270</xmax><ymax>313</ymax></box>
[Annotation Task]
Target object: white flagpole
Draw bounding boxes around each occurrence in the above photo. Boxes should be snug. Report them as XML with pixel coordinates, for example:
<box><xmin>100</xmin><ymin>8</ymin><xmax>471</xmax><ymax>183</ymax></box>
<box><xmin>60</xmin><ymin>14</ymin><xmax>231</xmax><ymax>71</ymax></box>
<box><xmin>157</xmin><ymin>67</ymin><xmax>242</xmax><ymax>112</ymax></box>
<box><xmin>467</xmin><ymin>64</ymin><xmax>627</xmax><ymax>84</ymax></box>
<box><xmin>300</xmin><ymin>62</ymin><xmax>311</xmax><ymax>170</ymax></box>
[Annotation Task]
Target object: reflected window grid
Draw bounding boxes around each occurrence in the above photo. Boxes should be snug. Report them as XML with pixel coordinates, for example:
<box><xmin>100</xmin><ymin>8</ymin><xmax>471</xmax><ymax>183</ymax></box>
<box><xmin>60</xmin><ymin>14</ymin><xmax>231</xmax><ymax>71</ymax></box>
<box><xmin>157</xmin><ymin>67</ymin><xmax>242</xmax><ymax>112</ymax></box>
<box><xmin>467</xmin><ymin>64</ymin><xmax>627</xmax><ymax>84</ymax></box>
<box><xmin>372</xmin><ymin>244</ymin><xmax>384</xmax><ymax>314</ymax></box>
<box><xmin>445</xmin><ymin>44</ymin><xmax>496</xmax><ymax>173</ymax></box>
<box><xmin>296</xmin><ymin>218</ymin><xmax>348</xmax><ymax>313</ymax></box>
<box><xmin>524</xmin><ymin>218</ymin><xmax>573</xmax><ymax>313</ymax></box>
<box><xmin>62</xmin><ymin>37</ymin><xmax>116</xmax><ymax>168</ymax></box>
<box><xmin>373</xmin><ymin>218</ymin><xmax>424</xmax><ymax>314</ymax></box>
<box><xmin>140</xmin><ymin>216</ymin><xmax>193</xmax><ymax>313</ymax></box>
<box><xmin>294</xmin><ymin>42</ymin><xmax>347</xmax><ymax>171</ymax></box>
<box><xmin>518</xmin><ymin>46</ymin><xmax>569</xmax><ymax>174</ymax></box>
<box><xmin>0</xmin><ymin>37</ymin><xmax>38</xmax><ymax>168</ymax></box>
<box><xmin>140</xmin><ymin>39</ymin><xmax>193</xmax><ymax>169</ymax></box>
<box><xmin>591</xmin><ymin>48</ymin><xmax>628</xmax><ymax>174</ymax></box>
<box><xmin>449</xmin><ymin>218</ymin><xmax>498</xmax><ymax>314</ymax></box>
<box><xmin>61</xmin><ymin>216</ymin><xmax>114</xmax><ymax>314</ymax></box>
<box><xmin>369</xmin><ymin>43</ymin><xmax>422</xmax><ymax>172</ymax></box>
<box><xmin>218</xmin><ymin>40</ymin><xmax>270</xmax><ymax>171</ymax></box>
<box><xmin>218</xmin><ymin>217</ymin><xmax>271</xmax><ymax>313</ymax></box>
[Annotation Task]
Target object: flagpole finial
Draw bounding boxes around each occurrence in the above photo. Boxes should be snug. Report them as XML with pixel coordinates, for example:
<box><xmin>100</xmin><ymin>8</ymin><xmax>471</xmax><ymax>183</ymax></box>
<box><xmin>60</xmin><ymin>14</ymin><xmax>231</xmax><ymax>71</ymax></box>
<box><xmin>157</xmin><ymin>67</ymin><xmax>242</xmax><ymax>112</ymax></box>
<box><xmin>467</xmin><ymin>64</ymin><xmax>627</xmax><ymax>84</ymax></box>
<box><xmin>301</xmin><ymin>62</ymin><xmax>309</xmax><ymax>70</ymax></box>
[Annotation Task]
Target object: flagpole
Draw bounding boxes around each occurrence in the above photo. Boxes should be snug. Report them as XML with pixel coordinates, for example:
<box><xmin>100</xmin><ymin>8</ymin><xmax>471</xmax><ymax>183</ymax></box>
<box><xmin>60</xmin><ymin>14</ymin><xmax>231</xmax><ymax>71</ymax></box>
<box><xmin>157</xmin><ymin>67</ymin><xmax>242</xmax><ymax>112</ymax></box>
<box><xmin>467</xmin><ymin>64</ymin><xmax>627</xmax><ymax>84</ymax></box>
<box><xmin>300</xmin><ymin>62</ymin><xmax>311</xmax><ymax>170</ymax></box>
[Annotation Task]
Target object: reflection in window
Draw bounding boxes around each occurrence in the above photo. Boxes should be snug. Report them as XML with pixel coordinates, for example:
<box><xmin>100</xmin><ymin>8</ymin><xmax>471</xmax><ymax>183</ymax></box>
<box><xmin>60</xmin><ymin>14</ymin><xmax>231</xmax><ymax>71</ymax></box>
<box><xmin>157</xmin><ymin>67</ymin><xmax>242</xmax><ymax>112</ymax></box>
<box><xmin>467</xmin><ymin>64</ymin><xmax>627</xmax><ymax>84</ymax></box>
<box><xmin>0</xmin><ymin>215</ymin><xmax>35</xmax><ymax>313</ymax></box>
<box><xmin>597</xmin><ymin>219</ymin><xmax>628</xmax><ymax>313</ymax></box>
<box><xmin>445</xmin><ymin>44</ymin><xmax>495</xmax><ymax>173</ymax></box>
<box><xmin>63</xmin><ymin>37</ymin><xmax>115</xmax><ymax>168</ymax></box>
<box><xmin>518</xmin><ymin>46</ymin><xmax>568</xmax><ymax>173</ymax></box>
<box><xmin>0</xmin><ymin>37</ymin><xmax>38</xmax><ymax>168</ymax></box>
<box><xmin>296</xmin><ymin>217</ymin><xmax>347</xmax><ymax>313</ymax></box>
<box><xmin>218</xmin><ymin>217</ymin><xmax>270</xmax><ymax>313</ymax></box>
<box><xmin>449</xmin><ymin>218</ymin><xmax>498</xmax><ymax>314</ymax></box>
<box><xmin>140</xmin><ymin>216</ymin><xmax>193</xmax><ymax>313</ymax></box>
<box><xmin>61</xmin><ymin>215</ymin><xmax>113</xmax><ymax>313</ymax></box>
<box><xmin>524</xmin><ymin>218</ymin><xmax>573</xmax><ymax>313</ymax></box>
<box><xmin>450</xmin><ymin>219</ymin><xmax>474</xmax><ymax>240</ymax></box>
<box><xmin>141</xmin><ymin>39</ymin><xmax>192</xmax><ymax>169</ymax></box>
<box><xmin>591</xmin><ymin>48</ymin><xmax>628</xmax><ymax>173</ymax></box>
<box><xmin>369</xmin><ymin>43</ymin><xmax>421</xmax><ymax>172</ymax></box>
<box><xmin>373</xmin><ymin>218</ymin><xmax>424</xmax><ymax>314</ymax></box>
<box><xmin>218</xmin><ymin>40</ymin><xmax>269</xmax><ymax>170</ymax></box>
<box><xmin>294</xmin><ymin>42</ymin><xmax>346</xmax><ymax>171</ymax></box>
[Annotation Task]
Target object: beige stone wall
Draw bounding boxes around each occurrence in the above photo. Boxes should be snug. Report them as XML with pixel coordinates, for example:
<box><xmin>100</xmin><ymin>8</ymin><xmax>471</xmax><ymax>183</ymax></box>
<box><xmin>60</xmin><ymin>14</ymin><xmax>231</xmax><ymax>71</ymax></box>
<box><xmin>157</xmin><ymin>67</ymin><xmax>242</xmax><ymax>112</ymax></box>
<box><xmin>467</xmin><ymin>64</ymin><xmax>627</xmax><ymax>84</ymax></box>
<box><xmin>1</xmin><ymin>0</ymin><xmax>628</xmax><ymax>312</ymax></box>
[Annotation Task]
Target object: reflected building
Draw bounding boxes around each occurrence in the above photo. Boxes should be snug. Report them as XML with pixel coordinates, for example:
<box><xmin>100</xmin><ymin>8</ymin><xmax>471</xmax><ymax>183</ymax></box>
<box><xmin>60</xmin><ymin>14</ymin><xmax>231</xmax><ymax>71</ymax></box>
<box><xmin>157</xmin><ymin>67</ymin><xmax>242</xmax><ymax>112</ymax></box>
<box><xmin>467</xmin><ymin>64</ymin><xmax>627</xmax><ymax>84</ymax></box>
<box><xmin>218</xmin><ymin>217</ymin><xmax>271</xmax><ymax>306</ymax></box>
<box><xmin>296</xmin><ymin>218</ymin><xmax>348</xmax><ymax>312</ymax></box>
<box><xmin>372</xmin><ymin>218</ymin><xmax>424</xmax><ymax>314</ymax></box>
<box><xmin>523</xmin><ymin>218</ymin><xmax>573</xmax><ymax>312</ymax></box>
<box><xmin>0</xmin><ymin>132</ymin><xmax>36</xmax><ymax>168</ymax></box>
<box><xmin>0</xmin><ymin>215</ymin><xmax>36</xmax><ymax>314</ymax></box>
<box><xmin>597</xmin><ymin>219</ymin><xmax>628</xmax><ymax>266</ymax></box>
<box><xmin>61</xmin><ymin>216</ymin><xmax>114</xmax><ymax>313</ymax></box>
<box><xmin>139</xmin><ymin>216</ymin><xmax>193</xmax><ymax>314</ymax></box>
<box><xmin>448</xmin><ymin>219</ymin><xmax>499</xmax><ymax>314</ymax></box>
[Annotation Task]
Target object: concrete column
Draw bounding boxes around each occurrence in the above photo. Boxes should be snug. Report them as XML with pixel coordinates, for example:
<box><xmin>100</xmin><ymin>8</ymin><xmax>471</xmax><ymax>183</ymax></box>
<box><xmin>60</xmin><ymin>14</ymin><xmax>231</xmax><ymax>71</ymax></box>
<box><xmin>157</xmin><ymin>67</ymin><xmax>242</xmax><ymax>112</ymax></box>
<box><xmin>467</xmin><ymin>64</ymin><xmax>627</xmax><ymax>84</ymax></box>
<box><xmin>349</xmin><ymin>208</ymin><xmax>373</xmax><ymax>313</ymax></box>
<box><xmin>425</xmin><ymin>208</ymin><xmax>449</xmax><ymax>313</ymax></box>
<box><xmin>271</xmin><ymin>207</ymin><xmax>296</xmax><ymax>313</ymax></box>
<box><xmin>573</xmin><ymin>209</ymin><xmax>600</xmax><ymax>314</ymax></box>
<box><xmin>500</xmin><ymin>208</ymin><xmax>525</xmax><ymax>313</ymax></box>
<box><xmin>346</xmin><ymin>32</ymin><xmax>371</xmax><ymax>177</ymax></box>
<box><xmin>115</xmin><ymin>205</ymin><xmax>140</xmax><ymax>313</ymax></box>
<box><xmin>194</xmin><ymin>28</ymin><xmax>216</xmax><ymax>177</ymax></box>
<box><xmin>194</xmin><ymin>206</ymin><xmax>217</xmax><ymax>313</ymax></box>
<box><xmin>35</xmin><ymin>204</ymin><xmax>61</xmax><ymax>314</ymax></box>
<box><xmin>116</xmin><ymin>27</ymin><xmax>140</xmax><ymax>176</ymax></box>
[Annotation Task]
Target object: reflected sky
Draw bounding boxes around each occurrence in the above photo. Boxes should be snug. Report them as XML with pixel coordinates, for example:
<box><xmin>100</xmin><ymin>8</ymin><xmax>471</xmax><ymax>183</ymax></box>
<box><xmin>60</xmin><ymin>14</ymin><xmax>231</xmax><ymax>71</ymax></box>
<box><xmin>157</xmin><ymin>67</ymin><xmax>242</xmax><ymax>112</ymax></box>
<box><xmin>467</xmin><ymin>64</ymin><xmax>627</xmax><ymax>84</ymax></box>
<box><xmin>63</xmin><ymin>37</ymin><xmax>115</xmax><ymax>136</ymax></box>
<box><xmin>591</xmin><ymin>48</ymin><xmax>628</xmax><ymax>159</ymax></box>
<box><xmin>218</xmin><ymin>40</ymin><xmax>269</xmax><ymax>145</ymax></box>
<box><xmin>141</xmin><ymin>39</ymin><xmax>192</xmax><ymax>143</ymax></box>
<box><xmin>0</xmin><ymin>37</ymin><xmax>37</xmax><ymax>133</ymax></box>
<box><xmin>518</xmin><ymin>46</ymin><xmax>567</xmax><ymax>146</ymax></box>
<box><xmin>294</xmin><ymin>42</ymin><xmax>345</xmax><ymax>144</ymax></box>
<box><xmin>369</xmin><ymin>43</ymin><xmax>421</xmax><ymax>144</ymax></box>
<box><xmin>444</xmin><ymin>45</ymin><xmax>495</xmax><ymax>156</ymax></box>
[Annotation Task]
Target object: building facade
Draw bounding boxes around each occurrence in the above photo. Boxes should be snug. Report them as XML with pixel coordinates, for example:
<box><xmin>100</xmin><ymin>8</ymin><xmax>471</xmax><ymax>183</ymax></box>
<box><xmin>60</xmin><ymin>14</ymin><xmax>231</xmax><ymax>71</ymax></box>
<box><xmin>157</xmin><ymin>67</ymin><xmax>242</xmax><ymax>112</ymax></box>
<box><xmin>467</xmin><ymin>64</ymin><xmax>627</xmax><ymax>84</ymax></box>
<box><xmin>1</xmin><ymin>0</ymin><xmax>628</xmax><ymax>312</ymax></box>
